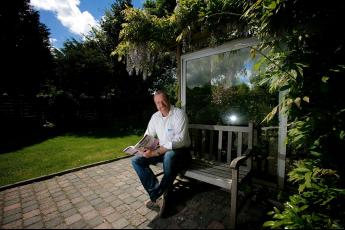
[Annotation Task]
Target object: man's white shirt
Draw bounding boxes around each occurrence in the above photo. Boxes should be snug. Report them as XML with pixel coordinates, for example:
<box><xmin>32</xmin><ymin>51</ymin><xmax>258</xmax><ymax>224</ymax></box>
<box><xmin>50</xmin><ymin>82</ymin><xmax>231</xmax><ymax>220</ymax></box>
<box><xmin>145</xmin><ymin>106</ymin><xmax>191</xmax><ymax>150</ymax></box>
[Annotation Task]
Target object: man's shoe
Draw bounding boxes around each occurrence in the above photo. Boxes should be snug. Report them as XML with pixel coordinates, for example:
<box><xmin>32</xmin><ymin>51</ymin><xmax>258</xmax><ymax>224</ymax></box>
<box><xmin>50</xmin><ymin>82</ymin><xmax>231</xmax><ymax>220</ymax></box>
<box><xmin>145</xmin><ymin>200</ymin><xmax>160</xmax><ymax>211</ymax></box>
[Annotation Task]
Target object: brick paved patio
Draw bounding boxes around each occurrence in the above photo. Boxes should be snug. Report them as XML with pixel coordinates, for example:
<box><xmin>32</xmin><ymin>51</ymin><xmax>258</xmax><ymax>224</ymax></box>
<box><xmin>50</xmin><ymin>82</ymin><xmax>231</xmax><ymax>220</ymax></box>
<box><xmin>0</xmin><ymin>157</ymin><xmax>272</xmax><ymax>229</ymax></box>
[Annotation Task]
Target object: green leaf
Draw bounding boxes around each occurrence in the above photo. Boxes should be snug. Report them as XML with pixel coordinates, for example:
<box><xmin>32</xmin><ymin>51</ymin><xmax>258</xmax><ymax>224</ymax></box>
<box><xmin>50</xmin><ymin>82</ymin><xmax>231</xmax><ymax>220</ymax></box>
<box><xmin>294</xmin><ymin>97</ymin><xmax>301</xmax><ymax>108</ymax></box>
<box><xmin>299</xmin><ymin>205</ymin><xmax>309</xmax><ymax>212</ymax></box>
<box><xmin>322</xmin><ymin>76</ymin><xmax>329</xmax><ymax>83</ymax></box>
<box><xmin>304</xmin><ymin>171</ymin><xmax>312</xmax><ymax>188</ymax></box>
<box><xmin>303</xmin><ymin>96</ymin><xmax>310</xmax><ymax>103</ymax></box>
<box><xmin>263</xmin><ymin>221</ymin><xmax>276</xmax><ymax>227</ymax></box>
<box><xmin>298</xmin><ymin>183</ymin><xmax>306</xmax><ymax>193</ymax></box>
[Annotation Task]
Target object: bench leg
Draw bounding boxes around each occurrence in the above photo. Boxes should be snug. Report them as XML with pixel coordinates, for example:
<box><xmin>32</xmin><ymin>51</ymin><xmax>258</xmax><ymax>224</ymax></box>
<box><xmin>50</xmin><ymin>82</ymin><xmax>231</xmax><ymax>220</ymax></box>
<box><xmin>230</xmin><ymin>169</ymin><xmax>238</xmax><ymax>229</ymax></box>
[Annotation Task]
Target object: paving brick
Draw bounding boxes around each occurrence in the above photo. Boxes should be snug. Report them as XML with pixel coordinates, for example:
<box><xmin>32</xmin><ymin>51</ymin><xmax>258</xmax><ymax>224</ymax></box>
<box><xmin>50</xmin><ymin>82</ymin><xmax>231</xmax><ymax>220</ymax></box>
<box><xmin>57</xmin><ymin>203</ymin><xmax>73</xmax><ymax>212</ymax></box>
<box><xmin>23</xmin><ymin>215</ymin><xmax>42</xmax><ymax>227</ymax></box>
<box><xmin>2</xmin><ymin>213</ymin><xmax>22</xmax><ymax>225</ymax></box>
<box><xmin>71</xmin><ymin>196</ymin><xmax>84</xmax><ymax>204</ymax></box>
<box><xmin>1</xmin><ymin>219</ymin><xmax>22</xmax><ymax>229</ymax></box>
<box><xmin>85</xmin><ymin>194</ymin><xmax>99</xmax><ymax>202</ymax></box>
<box><xmin>115</xmin><ymin>204</ymin><xmax>130</xmax><ymax>214</ymax></box>
<box><xmin>22</xmin><ymin>204</ymin><xmax>39</xmax><ymax>214</ymax></box>
<box><xmin>87</xmin><ymin>216</ymin><xmax>105</xmax><ymax>228</ymax></box>
<box><xmin>43</xmin><ymin>211</ymin><xmax>60</xmax><ymax>222</ymax></box>
<box><xmin>56</xmin><ymin>199</ymin><xmax>70</xmax><ymax>207</ymax></box>
<box><xmin>65</xmin><ymin>213</ymin><xmax>82</xmax><ymax>225</ymax></box>
<box><xmin>145</xmin><ymin>211</ymin><xmax>158</xmax><ymax>221</ymax></box>
<box><xmin>98</xmin><ymin>207</ymin><xmax>115</xmax><ymax>217</ymax></box>
<box><xmin>128</xmin><ymin>213</ymin><xmax>147</xmax><ymax>227</ymax></box>
<box><xmin>93</xmin><ymin>221</ymin><xmax>112</xmax><ymax>229</ymax></box>
<box><xmin>104</xmin><ymin>195</ymin><xmax>118</xmax><ymax>203</ymax></box>
<box><xmin>61</xmin><ymin>208</ymin><xmax>78</xmax><ymax>218</ymax></box>
<box><xmin>23</xmin><ymin>209</ymin><xmax>40</xmax><ymax>219</ymax></box>
<box><xmin>2</xmin><ymin>207</ymin><xmax>21</xmax><ymax>217</ymax></box>
<box><xmin>93</xmin><ymin>202</ymin><xmax>108</xmax><ymax>210</ymax></box>
<box><xmin>78</xmin><ymin>205</ymin><xmax>94</xmax><ymax>214</ymax></box>
<box><xmin>21</xmin><ymin>197</ymin><xmax>36</xmax><ymax>205</ymax></box>
<box><xmin>111</xmin><ymin>218</ymin><xmax>129</xmax><ymax>229</ymax></box>
<box><xmin>41</xmin><ymin>206</ymin><xmax>57</xmax><ymax>215</ymax></box>
<box><xmin>136</xmin><ymin>206</ymin><xmax>151</xmax><ymax>216</ymax></box>
<box><xmin>3</xmin><ymin>203</ymin><xmax>21</xmax><ymax>212</ymax></box>
<box><xmin>89</xmin><ymin>198</ymin><xmax>103</xmax><ymax>206</ymax></box>
<box><xmin>4</xmin><ymin>198</ymin><xmax>20</xmax><ymax>206</ymax></box>
<box><xmin>38</xmin><ymin>197</ymin><xmax>54</xmax><ymax>207</ymax></box>
<box><xmin>26</xmin><ymin>221</ymin><xmax>44</xmax><ymax>229</ymax></box>
<box><xmin>130</xmin><ymin>190</ymin><xmax>143</xmax><ymax>198</ymax></box>
<box><xmin>110</xmin><ymin>199</ymin><xmax>124</xmax><ymax>208</ymax></box>
<box><xmin>82</xmin><ymin>210</ymin><xmax>99</xmax><ymax>221</ymax></box>
<box><xmin>123</xmin><ymin>196</ymin><xmax>136</xmax><ymax>205</ymax></box>
<box><xmin>69</xmin><ymin>219</ymin><xmax>88</xmax><ymax>229</ymax></box>
<box><xmin>99</xmin><ymin>192</ymin><xmax>112</xmax><ymax>199</ymax></box>
<box><xmin>81</xmin><ymin>190</ymin><xmax>94</xmax><ymax>197</ymax></box>
<box><xmin>53</xmin><ymin>194</ymin><xmax>67</xmax><ymax>202</ymax></box>
<box><xmin>104</xmin><ymin>212</ymin><xmax>122</xmax><ymax>223</ymax></box>
<box><xmin>75</xmin><ymin>201</ymin><xmax>90</xmax><ymax>209</ymax></box>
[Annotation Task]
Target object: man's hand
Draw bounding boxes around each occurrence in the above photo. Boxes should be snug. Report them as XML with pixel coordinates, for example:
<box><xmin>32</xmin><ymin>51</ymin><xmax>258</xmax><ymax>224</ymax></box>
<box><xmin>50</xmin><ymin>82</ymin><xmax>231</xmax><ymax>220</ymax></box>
<box><xmin>142</xmin><ymin>149</ymin><xmax>156</xmax><ymax>158</ymax></box>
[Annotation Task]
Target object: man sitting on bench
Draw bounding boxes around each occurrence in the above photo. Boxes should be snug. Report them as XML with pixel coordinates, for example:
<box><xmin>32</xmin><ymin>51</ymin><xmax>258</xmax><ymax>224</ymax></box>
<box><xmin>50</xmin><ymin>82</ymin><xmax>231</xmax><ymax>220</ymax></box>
<box><xmin>131</xmin><ymin>90</ymin><xmax>191</xmax><ymax>217</ymax></box>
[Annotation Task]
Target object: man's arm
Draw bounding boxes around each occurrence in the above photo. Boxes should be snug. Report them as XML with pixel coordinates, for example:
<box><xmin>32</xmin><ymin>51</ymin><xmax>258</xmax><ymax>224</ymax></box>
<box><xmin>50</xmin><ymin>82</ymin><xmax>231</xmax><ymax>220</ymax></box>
<box><xmin>144</xmin><ymin>115</ymin><xmax>157</xmax><ymax>137</ymax></box>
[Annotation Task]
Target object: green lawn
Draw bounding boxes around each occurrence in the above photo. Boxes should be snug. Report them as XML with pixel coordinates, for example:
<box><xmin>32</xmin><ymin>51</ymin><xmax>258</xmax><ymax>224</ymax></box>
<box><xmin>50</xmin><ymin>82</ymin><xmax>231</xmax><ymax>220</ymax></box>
<box><xmin>0</xmin><ymin>133</ymin><xmax>141</xmax><ymax>187</ymax></box>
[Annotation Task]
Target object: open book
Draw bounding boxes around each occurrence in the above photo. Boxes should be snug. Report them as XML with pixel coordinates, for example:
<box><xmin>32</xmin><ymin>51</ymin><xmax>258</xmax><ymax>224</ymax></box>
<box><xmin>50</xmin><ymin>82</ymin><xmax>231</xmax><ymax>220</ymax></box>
<box><xmin>123</xmin><ymin>134</ymin><xmax>159</xmax><ymax>155</ymax></box>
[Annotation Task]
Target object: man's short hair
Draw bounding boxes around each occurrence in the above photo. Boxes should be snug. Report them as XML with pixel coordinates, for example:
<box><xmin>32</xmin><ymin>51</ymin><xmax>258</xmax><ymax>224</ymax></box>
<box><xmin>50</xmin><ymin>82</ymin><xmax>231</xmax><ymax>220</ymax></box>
<box><xmin>153</xmin><ymin>90</ymin><xmax>170</xmax><ymax>101</ymax></box>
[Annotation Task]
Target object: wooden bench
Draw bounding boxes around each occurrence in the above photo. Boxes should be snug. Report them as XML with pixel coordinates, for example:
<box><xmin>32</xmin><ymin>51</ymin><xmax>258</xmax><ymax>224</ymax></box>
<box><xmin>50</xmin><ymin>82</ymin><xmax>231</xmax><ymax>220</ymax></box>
<box><xmin>155</xmin><ymin>122</ymin><xmax>253</xmax><ymax>228</ymax></box>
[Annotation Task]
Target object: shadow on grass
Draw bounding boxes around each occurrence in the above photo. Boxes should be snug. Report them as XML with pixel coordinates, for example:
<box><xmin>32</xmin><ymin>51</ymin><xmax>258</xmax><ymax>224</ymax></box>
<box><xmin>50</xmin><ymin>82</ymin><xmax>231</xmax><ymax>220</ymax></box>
<box><xmin>0</xmin><ymin>122</ymin><xmax>145</xmax><ymax>154</ymax></box>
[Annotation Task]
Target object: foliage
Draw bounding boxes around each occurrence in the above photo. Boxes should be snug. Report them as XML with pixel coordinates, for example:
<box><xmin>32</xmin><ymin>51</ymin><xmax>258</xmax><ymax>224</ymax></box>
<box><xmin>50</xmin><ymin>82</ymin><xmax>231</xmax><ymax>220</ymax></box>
<box><xmin>0</xmin><ymin>0</ymin><xmax>54</xmax><ymax>97</ymax></box>
<box><xmin>144</xmin><ymin>0</ymin><xmax>176</xmax><ymax>17</ymax></box>
<box><xmin>115</xmin><ymin>0</ymin><xmax>251</xmax><ymax>80</ymax></box>
<box><xmin>53</xmin><ymin>39</ymin><xmax>114</xmax><ymax>98</ymax></box>
<box><xmin>243</xmin><ymin>0</ymin><xmax>345</xmax><ymax>228</ymax></box>
<box><xmin>263</xmin><ymin>158</ymin><xmax>345</xmax><ymax>229</ymax></box>
<box><xmin>175</xmin><ymin>0</ymin><xmax>248</xmax><ymax>46</ymax></box>
<box><xmin>114</xmin><ymin>6</ymin><xmax>177</xmax><ymax>78</ymax></box>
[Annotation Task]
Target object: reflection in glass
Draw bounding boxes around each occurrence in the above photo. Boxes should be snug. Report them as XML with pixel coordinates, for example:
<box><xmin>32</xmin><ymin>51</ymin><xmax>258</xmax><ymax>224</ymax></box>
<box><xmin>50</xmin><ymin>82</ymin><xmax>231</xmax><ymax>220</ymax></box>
<box><xmin>186</xmin><ymin>46</ymin><xmax>277</xmax><ymax>126</ymax></box>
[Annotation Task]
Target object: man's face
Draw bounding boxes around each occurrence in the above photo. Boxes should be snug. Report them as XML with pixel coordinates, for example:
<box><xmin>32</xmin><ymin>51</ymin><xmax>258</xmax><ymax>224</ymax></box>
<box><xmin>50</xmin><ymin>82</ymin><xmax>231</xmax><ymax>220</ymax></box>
<box><xmin>154</xmin><ymin>94</ymin><xmax>170</xmax><ymax>116</ymax></box>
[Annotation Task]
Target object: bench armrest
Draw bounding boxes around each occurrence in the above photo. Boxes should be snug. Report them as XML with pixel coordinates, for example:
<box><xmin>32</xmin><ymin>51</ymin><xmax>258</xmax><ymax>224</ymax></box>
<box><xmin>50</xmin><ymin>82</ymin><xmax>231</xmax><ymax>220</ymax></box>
<box><xmin>229</xmin><ymin>148</ymin><xmax>252</xmax><ymax>170</ymax></box>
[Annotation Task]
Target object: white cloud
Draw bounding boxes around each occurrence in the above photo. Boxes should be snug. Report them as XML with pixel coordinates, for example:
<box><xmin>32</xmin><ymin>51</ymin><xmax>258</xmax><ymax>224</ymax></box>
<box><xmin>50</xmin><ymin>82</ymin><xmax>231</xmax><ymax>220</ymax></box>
<box><xmin>49</xmin><ymin>38</ymin><xmax>58</xmax><ymax>45</ymax></box>
<box><xmin>30</xmin><ymin>0</ymin><xmax>98</xmax><ymax>36</ymax></box>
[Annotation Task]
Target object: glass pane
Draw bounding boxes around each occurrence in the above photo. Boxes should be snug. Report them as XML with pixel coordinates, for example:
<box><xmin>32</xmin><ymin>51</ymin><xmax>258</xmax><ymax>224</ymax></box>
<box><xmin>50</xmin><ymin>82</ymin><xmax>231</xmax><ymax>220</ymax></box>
<box><xmin>186</xmin><ymin>46</ymin><xmax>277</xmax><ymax>126</ymax></box>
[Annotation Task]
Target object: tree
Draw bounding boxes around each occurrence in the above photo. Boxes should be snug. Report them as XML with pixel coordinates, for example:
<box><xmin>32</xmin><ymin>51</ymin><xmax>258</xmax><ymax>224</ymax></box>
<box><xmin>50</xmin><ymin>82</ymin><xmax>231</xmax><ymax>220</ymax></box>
<box><xmin>0</xmin><ymin>0</ymin><xmax>54</xmax><ymax>97</ymax></box>
<box><xmin>53</xmin><ymin>39</ymin><xmax>114</xmax><ymax>98</ymax></box>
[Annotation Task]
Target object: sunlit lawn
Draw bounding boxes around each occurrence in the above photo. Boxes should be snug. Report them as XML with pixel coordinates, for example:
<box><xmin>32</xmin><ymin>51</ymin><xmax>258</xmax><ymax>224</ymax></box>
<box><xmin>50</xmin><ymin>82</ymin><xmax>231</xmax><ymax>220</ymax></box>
<box><xmin>0</xmin><ymin>133</ymin><xmax>141</xmax><ymax>187</ymax></box>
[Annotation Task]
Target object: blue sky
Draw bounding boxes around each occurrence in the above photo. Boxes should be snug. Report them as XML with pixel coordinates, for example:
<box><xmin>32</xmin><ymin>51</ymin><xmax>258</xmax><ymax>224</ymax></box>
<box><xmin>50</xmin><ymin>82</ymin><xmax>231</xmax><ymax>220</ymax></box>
<box><xmin>30</xmin><ymin>0</ymin><xmax>144</xmax><ymax>49</ymax></box>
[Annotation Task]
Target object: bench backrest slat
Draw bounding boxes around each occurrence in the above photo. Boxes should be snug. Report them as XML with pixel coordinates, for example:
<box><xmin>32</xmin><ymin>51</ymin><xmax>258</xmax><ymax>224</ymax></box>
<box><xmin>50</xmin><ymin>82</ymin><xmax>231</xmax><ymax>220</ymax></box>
<box><xmin>210</xmin><ymin>130</ymin><xmax>214</xmax><ymax>160</ymax></box>
<box><xmin>189</xmin><ymin>123</ymin><xmax>253</xmax><ymax>169</ymax></box>
<box><xmin>227</xmin><ymin>132</ymin><xmax>233</xmax><ymax>163</ymax></box>
<box><xmin>218</xmin><ymin>130</ymin><xmax>222</xmax><ymax>160</ymax></box>
<box><xmin>237</xmin><ymin>132</ymin><xmax>242</xmax><ymax>157</ymax></box>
